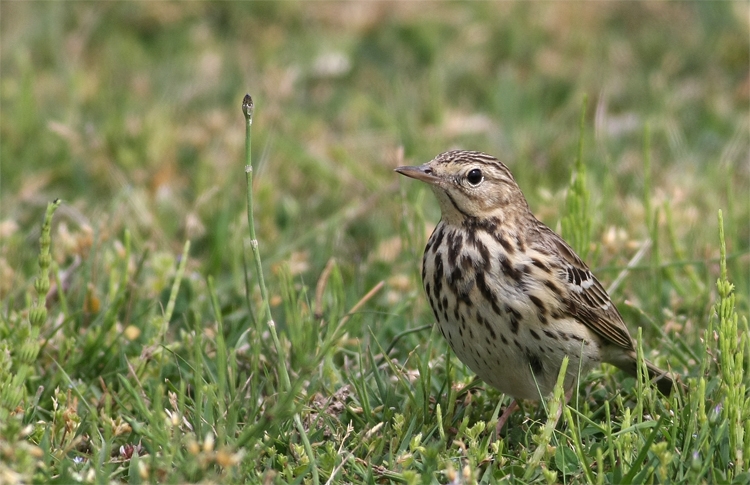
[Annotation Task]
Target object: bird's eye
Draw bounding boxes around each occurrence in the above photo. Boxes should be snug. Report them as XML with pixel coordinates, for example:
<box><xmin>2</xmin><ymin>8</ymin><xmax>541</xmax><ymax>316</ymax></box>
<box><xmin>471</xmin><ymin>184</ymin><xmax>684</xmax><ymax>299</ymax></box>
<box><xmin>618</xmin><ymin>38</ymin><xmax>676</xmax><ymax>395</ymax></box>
<box><xmin>466</xmin><ymin>168</ymin><xmax>483</xmax><ymax>186</ymax></box>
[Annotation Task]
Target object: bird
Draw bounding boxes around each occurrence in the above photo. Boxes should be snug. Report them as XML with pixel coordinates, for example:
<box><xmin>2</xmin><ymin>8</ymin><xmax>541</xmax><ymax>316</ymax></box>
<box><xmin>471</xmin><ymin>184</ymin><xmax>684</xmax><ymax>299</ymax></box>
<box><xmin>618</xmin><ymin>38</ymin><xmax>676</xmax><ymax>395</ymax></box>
<box><xmin>395</xmin><ymin>149</ymin><xmax>680</xmax><ymax>432</ymax></box>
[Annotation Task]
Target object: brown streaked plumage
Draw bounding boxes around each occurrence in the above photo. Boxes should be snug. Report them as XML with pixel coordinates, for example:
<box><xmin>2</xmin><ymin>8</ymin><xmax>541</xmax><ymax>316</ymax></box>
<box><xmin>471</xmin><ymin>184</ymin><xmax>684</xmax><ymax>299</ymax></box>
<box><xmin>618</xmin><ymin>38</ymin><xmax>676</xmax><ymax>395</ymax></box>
<box><xmin>396</xmin><ymin>150</ymin><xmax>680</xmax><ymax>430</ymax></box>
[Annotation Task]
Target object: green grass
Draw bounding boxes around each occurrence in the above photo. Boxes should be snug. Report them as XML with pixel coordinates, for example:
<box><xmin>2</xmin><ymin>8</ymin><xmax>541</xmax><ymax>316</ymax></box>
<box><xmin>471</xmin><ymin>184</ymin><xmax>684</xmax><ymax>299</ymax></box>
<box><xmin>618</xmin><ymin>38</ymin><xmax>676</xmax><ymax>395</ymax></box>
<box><xmin>1</xmin><ymin>2</ymin><xmax>749</xmax><ymax>483</ymax></box>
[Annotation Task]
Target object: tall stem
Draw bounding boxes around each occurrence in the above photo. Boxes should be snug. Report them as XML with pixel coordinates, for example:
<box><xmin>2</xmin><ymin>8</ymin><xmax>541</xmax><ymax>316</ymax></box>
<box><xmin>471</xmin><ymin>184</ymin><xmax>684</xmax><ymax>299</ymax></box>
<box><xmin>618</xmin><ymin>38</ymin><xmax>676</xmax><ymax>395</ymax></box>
<box><xmin>242</xmin><ymin>95</ymin><xmax>318</xmax><ymax>484</ymax></box>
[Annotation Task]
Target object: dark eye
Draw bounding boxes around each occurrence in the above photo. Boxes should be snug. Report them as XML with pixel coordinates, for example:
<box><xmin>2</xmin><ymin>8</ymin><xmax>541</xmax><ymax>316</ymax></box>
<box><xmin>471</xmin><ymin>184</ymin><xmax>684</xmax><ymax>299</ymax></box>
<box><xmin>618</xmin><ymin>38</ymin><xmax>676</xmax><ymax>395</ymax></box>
<box><xmin>466</xmin><ymin>168</ymin><xmax>483</xmax><ymax>186</ymax></box>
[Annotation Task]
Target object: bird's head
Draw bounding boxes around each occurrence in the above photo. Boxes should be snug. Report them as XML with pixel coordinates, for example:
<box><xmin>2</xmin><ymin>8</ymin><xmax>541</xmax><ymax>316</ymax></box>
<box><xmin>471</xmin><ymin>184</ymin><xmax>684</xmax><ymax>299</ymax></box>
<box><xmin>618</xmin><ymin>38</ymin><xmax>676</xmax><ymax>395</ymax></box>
<box><xmin>395</xmin><ymin>150</ymin><xmax>530</xmax><ymax>225</ymax></box>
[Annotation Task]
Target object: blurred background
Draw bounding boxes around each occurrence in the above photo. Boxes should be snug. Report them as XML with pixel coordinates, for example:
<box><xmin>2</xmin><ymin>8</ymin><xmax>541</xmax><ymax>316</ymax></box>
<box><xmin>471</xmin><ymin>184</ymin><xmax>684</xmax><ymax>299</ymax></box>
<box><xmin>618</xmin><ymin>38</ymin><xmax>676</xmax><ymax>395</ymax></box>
<box><xmin>1</xmin><ymin>2</ymin><xmax>748</xmax><ymax>321</ymax></box>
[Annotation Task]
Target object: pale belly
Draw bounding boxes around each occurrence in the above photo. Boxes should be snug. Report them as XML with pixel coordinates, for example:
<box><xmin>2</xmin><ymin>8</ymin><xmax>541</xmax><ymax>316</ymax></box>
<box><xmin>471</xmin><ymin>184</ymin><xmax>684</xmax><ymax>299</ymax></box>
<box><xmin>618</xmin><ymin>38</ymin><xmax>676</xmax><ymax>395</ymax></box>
<box><xmin>436</xmin><ymin>309</ymin><xmax>601</xmax><ymax>400</ymax></box>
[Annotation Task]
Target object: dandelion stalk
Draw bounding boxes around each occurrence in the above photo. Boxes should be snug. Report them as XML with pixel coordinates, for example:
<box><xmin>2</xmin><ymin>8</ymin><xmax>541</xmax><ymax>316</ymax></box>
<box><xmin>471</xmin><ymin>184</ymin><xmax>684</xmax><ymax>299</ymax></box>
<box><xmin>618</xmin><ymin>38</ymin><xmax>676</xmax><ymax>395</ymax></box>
<box><xmin>242</xmin><ymin>95</ymin><xmax>318</xmax><ymax>485</ymax></box>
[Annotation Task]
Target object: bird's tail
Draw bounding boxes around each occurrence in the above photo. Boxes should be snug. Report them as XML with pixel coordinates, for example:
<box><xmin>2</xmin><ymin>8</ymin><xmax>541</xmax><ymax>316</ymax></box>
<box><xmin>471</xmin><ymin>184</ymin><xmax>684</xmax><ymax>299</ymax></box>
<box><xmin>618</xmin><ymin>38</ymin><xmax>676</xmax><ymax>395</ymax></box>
<box><xmin>643</xmin><ymin>359</ymin><xmax>681</xmax><ymax>395</ymax></box>
<box><xmin>614</xmin><ymin>355</ymin><xmax>684</xmax><ymax>395</ymax></box>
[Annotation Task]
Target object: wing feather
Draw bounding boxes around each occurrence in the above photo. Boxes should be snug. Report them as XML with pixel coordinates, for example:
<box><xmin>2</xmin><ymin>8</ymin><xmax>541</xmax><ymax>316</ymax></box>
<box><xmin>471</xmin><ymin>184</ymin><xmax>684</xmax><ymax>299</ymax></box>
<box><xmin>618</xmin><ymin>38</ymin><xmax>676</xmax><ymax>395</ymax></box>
<box><xmin>535</xmin><ymin>223</ymin><xmax>634</xmax><ymax>350</ymax></box>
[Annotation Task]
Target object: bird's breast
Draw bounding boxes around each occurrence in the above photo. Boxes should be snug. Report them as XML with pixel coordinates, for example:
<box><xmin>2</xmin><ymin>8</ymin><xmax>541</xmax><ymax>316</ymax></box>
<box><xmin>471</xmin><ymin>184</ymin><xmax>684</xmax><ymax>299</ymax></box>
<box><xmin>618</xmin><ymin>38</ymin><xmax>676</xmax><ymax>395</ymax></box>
<box><xmin>421</xmin><ymin>223</ymin><xmax>602</xmax><ymax>399</ymax></box>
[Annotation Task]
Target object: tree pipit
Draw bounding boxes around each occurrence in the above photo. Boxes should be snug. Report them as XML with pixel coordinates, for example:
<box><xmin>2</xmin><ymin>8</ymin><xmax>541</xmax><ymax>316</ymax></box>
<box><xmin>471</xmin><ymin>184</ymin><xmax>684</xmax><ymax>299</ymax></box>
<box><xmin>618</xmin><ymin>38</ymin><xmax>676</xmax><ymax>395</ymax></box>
<box><xmin>396</xmin><ymin>150</ymin><xmax>681</xmax><ymax>433</ymax></box>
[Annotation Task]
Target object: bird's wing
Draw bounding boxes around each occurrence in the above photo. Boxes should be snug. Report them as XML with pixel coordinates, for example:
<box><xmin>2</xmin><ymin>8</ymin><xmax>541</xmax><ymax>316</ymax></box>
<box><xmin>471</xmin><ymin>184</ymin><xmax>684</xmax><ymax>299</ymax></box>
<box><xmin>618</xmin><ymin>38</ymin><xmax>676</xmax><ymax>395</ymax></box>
<box><xmin>536</xmin><ymin>224</ymin><xmax>635</xmax><ymax>350</ymax></box>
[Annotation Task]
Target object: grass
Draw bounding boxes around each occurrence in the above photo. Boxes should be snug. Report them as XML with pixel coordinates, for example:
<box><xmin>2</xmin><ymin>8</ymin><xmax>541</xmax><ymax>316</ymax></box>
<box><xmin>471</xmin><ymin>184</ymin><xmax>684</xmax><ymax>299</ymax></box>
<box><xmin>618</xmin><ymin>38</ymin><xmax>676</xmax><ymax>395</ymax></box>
<box><xmin>1</xmin><ymin>2</ymin><xmax>749</xmax><ymax>483</ymax></box>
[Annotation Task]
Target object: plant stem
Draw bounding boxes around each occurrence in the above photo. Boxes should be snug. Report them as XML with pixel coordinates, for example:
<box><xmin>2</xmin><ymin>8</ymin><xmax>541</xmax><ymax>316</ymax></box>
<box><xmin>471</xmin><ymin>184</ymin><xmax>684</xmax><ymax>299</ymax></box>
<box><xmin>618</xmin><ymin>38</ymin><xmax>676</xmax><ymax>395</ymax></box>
<box><xmin>242</xmin><ymin>95</ymin><xmax>318</xmax><ymax>485</ymax></box>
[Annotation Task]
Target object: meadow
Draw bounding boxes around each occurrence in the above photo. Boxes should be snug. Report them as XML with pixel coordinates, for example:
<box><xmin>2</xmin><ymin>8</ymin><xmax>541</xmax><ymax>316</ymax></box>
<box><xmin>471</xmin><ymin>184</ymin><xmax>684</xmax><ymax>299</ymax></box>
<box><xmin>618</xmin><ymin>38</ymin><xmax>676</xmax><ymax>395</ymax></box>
<box><xmin>1</xmin><ymin>2</ymin><xmax>748</xmax><ymax>483</ymax></box>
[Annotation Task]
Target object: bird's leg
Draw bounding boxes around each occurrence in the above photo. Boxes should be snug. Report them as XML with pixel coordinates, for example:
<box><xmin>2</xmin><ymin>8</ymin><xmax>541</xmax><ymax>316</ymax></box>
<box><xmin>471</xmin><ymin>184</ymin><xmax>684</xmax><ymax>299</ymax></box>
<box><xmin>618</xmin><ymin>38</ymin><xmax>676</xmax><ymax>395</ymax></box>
<box><xmin>496</xmin><ymin>390</ymin><xmax>575</xmax><ymax>436</ymax></box>
<box><xmin>495</xmin><ymin>399</ymin><xmax>519</xmax><ymax>435</ymax></box>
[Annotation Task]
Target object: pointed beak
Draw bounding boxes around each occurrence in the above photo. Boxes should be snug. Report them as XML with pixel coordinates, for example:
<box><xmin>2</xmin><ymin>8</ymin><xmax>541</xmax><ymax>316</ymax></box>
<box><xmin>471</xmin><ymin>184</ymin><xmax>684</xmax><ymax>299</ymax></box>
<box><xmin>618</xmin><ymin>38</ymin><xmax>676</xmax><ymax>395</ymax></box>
<box><xmin>394</xmin><ymin>165</ymin><xmax>440</xmax><ymax>184</ymax></box>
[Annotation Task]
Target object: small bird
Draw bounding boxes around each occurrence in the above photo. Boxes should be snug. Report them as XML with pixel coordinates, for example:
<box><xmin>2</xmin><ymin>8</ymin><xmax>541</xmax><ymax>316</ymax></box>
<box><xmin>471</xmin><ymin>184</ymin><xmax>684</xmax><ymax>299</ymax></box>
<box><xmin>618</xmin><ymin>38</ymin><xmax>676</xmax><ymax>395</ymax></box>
<box><xmin>396</xmin><ymin>150</ymin><xmax>679</xmax><ymax>431</ymax></box>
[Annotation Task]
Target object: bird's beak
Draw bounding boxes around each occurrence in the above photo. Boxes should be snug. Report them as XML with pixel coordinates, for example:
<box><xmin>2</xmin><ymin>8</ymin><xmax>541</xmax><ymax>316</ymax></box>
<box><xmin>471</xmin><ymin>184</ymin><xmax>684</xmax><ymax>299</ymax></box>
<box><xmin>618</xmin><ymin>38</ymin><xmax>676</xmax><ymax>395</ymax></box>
<box><xmin>394</xmin><ymin>164</ymin><xmax>440</xmax><ymax>184</ymax></box>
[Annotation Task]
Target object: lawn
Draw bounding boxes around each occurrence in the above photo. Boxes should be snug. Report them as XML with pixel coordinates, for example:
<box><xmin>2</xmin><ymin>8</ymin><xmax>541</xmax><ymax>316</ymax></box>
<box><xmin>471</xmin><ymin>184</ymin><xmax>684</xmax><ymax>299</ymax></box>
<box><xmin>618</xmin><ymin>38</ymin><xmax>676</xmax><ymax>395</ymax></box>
<box><xmin>1</xmin><ymin>2</ymin><xmax>749</xmax><ymax>483</ymax></box>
